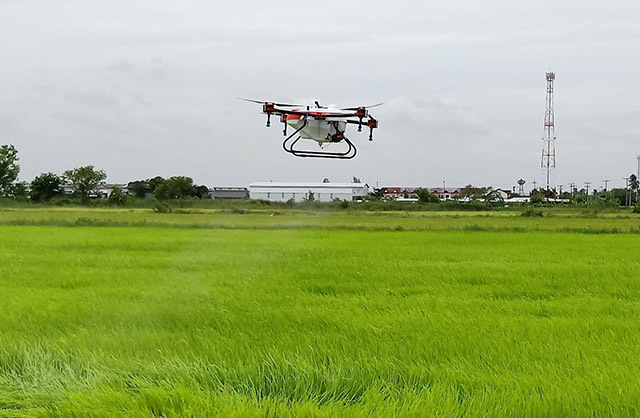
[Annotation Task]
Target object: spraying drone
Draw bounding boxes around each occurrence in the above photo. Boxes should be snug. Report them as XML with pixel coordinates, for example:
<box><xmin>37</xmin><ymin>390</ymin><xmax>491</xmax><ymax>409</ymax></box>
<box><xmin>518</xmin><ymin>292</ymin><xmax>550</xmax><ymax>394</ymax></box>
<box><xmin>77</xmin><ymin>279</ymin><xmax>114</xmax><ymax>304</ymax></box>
<box><xmin>240</xmin><ymin>99</ymin><xmax>380</xmax><ymax>159</ymax></box>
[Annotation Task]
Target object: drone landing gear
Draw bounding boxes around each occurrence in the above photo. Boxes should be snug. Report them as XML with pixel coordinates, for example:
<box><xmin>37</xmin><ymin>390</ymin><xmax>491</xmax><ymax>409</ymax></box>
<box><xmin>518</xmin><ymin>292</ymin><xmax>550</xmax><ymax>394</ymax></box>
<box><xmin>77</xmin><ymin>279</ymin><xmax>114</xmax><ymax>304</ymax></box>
<box><xmin>282</xmin><ymin>120</ymin><xmax>357</xmax><ymax>159</ymax></box>
<box><xmin>284</xmin><ymin>136</ymin><xmax>357</xmax><ymax>159</ymax></box>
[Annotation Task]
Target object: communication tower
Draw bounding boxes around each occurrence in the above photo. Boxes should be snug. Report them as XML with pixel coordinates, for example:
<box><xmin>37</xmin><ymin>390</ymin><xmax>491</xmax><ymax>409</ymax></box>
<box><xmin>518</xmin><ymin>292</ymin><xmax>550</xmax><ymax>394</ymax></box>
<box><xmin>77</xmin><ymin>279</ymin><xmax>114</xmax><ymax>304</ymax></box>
<box><xmin>541</xmin><ymin>72</ymin><xmax>556</xmax><ymax>191</ymax></box>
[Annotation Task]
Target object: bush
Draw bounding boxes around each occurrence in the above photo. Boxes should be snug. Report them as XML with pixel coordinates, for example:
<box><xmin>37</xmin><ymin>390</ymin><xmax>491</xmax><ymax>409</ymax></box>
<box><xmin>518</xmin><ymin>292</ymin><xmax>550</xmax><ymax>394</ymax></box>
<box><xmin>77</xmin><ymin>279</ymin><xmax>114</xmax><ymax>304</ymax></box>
<box><xmin>521</xmin><ymin>208</ymin><xmax>544</xmax><ymax>217</ymax></box>
<box><xmin>108</xmin><ymin>187</ymin><xmax>127</xmax><ymax>206</ymax></box>
<box><xmin>529</xmin><ymin>194</ymin><xmax>544</xmax><ymax>205</ymax></box>
<box><xmin>153</xmin><ymin>201</ymin><xmax>173</xmax><ymax>213</ymax></box>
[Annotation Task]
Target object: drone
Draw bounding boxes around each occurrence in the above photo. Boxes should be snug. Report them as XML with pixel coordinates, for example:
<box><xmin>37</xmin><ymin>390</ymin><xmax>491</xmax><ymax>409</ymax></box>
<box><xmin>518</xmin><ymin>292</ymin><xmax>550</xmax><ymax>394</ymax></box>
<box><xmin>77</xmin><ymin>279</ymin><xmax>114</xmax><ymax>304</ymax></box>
<box><xmin>240</xmin><ymin>99</ymin><xmax>380</xmax><ymax>159</ymax></box>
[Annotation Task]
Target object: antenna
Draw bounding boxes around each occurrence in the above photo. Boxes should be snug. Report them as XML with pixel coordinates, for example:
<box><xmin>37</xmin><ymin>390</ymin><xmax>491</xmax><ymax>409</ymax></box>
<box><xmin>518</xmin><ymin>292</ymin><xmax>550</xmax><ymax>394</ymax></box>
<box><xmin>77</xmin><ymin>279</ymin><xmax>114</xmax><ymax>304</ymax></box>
<box><xmin>541</xmin><ymin>72</ymin><xmax>556</xmax><ymax>192</ymax></box>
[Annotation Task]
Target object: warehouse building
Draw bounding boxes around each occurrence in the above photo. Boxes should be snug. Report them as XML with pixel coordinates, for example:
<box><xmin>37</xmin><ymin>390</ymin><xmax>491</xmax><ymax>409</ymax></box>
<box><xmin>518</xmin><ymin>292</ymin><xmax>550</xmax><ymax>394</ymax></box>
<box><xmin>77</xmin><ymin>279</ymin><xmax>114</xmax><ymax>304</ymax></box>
<box><xmin>249</xmin><ymin>182</ymin><xmax>369</xmax><ymax>202</ymax></box>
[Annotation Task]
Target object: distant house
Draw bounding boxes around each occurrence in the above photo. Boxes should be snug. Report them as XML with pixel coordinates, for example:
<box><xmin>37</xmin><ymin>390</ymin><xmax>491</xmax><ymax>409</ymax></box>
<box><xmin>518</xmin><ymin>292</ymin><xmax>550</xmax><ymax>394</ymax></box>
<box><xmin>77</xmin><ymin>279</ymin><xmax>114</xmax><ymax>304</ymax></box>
<box><xmin>382</xmin><ymin>187</ymin><xmax>462</xmax><ymax>201</ymax></box>
<box><xmin>126</xmin><ymin>181</ymin><xmax>155</xmax><ymax>199</ymax></box>
<box><xmin>210</xmin><ymin>187</ymin><xmax>249</xmax><ymax>199</ymax></box>
<box><xmin>382</xmin><ymin>187</ymin><xmax>403</xmax><ymax>200</ymax></box>
<box><xmin>381</xmin><ymin>187</ymin><xmax>419</xmax><ymax>200</ymax></box>
<box><xmin>249</xmin><ymin>182</ymin><xmax>369</xmax><ymax>202</ymax></box>
<box><xmin>505</xmin><ymin>196</ymin><xmax>530</xmax><ymax>204</ymax></box>
<box><xmin>428</xmin><ymin>188</ymin><xmax>460</xmax><ymax>201</ymax></box>
<box><xmin>494</xmin><ymin>188</ymin><xmax>513</xmax><ymax>200</ymax></box>
<box><xmin>97</xmin><ymin>184</ymin><xmax>130</xmax><ymax>199</ymax></box>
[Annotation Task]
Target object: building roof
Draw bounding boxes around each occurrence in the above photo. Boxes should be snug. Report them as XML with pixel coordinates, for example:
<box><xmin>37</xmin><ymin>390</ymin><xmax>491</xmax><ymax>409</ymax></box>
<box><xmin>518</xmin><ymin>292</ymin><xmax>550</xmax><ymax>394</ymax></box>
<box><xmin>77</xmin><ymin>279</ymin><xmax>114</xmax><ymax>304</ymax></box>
<box><xmin>250</xmin><ymin>182</ymin><xmax>367</xmax><ymax>188</ymax></box>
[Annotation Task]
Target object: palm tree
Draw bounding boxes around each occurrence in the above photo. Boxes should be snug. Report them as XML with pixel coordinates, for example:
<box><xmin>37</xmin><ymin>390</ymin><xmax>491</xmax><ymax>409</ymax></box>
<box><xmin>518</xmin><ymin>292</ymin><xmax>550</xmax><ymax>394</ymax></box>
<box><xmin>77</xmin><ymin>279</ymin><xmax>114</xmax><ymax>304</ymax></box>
<box><xmin>630</xmin><ymin>174</ymin><xmax>639</xmax><ymax>204</ymax></box>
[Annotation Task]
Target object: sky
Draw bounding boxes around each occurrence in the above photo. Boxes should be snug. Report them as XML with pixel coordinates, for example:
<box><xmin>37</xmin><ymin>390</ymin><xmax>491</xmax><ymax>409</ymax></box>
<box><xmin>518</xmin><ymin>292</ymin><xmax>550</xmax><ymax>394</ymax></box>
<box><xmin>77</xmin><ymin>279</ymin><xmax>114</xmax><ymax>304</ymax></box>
<box><xmin>1</xmin><ymin>0</ymin><xmax>639</xmax><ymax>191</ymax></box>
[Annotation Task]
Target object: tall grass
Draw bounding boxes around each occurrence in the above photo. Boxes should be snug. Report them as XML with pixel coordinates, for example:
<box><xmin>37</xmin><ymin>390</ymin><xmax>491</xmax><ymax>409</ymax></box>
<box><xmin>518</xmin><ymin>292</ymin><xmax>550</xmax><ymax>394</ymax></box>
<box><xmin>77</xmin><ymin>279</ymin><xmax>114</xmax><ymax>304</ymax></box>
<box><xmin>1</xmin><ymin>206</ymin><xmax>640</xmax><ymax>234</ymax></box>
<box><xmin>2</xmin><ymin>223</ymin><xmax>640</xmax><ymax>415</ymax></box>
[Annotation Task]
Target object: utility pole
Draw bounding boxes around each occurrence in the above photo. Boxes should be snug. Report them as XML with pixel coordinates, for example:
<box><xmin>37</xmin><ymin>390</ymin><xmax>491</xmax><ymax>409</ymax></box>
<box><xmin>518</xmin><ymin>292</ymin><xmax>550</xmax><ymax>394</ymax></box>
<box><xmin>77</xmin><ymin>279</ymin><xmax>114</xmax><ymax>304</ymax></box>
<box><xmin>568</xmin><ymin>182</ymin><xmax>576</xmax><ymax>199</ymax></box>
<box><xmin>558</xmin><ymin>184</ymin><xmax>563</xmax><ymax>196</ymax></box>
<box><xmin>584</xmin><ymin>181</ymin><xmax>591</xmax><ymax>204</ymax></box>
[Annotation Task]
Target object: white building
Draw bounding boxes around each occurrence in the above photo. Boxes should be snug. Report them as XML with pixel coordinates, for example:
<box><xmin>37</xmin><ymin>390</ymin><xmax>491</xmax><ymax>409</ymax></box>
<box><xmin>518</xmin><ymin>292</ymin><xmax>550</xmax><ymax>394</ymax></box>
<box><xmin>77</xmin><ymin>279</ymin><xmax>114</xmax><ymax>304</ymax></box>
<box><xmin>96</xmin><ymin>183</ymin><xmax>129</xmax><ymax>199</ymax></box>
<box><xmin>249</xmin><ymin>182</ymin><xmax>369</xmax><ymax>202</ymax></box>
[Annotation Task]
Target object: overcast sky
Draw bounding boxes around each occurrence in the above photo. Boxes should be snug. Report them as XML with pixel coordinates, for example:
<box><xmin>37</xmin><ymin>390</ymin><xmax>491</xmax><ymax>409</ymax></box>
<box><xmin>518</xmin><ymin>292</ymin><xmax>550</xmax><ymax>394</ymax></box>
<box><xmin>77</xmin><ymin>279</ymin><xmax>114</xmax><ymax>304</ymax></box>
<box><xmin>2</xmin><ymin>0</ymin><xmax>639</xmax><ymax>190</ymax></box>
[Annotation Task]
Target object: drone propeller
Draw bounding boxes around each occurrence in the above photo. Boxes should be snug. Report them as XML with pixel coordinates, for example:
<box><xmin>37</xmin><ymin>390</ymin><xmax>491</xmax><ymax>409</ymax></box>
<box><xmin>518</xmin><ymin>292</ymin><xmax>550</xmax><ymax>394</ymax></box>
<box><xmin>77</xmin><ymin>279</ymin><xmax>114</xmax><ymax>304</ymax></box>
<box><xmin>237</xmin><ymin>98</ymin><xmax>303</xmax><ymax>108</ymax></box>
<box><xmin>340</xmin><ymin>103</ymin><xmax>384</xmax><ymax>111</ymax></box>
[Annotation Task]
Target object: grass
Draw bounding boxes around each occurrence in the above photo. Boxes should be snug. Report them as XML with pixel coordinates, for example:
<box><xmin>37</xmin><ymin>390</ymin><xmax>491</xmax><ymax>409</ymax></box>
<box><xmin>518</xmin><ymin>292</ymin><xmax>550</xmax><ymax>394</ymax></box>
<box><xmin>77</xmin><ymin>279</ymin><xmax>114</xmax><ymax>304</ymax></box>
<box><xmin>1</xmin><ymin>209</ymin><xmax>640</xmax><ymax>416</ymax></box>
<box><xmin>1</xmin><ymin>206</ymin><xmax>640</xmax><ymax>233</ymax></box>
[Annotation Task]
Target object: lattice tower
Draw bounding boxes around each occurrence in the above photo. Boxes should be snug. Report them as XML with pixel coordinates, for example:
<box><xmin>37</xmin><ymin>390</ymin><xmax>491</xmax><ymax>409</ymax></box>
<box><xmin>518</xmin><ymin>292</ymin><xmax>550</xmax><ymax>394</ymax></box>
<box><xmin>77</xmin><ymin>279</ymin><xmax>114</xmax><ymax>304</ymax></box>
<box><xmin>541</xmin><ymin>72</ymin><xmax>556</xmax><ymax>192</ymax></box>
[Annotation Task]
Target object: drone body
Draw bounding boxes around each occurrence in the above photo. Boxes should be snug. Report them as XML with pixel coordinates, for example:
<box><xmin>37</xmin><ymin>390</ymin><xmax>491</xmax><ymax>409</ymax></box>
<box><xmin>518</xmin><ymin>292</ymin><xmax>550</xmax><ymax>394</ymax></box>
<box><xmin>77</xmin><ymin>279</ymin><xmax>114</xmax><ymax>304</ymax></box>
<box><xmin>241</xmin><ymin>99</ymin><xmax>380</xmax><ymax>159</ymax></box>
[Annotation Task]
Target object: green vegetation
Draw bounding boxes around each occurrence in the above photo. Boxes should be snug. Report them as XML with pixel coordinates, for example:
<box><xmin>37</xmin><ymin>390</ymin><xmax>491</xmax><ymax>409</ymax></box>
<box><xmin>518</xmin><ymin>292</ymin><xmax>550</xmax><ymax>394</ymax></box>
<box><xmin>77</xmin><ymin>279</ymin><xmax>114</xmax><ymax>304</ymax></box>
<box><xmin>29</xmin><ymin>173</ymin><xmax>63</xmax><ymax>203</ymax></box>
<box><xmin>0</xmin><ymin>144</ymin><xmax>20</xmax><ymax>196</ymax></box>
<box><xmin>4</xmin><ymin>143</ymin><xmax>640</xmax><ymax>209</ymax></box>
<box><xmin>63</xmin><ymin>165</ymin><xmax>107</xmax><ymax>204</ymax></box>
<box><xmin>2</xmin><ymin>209</ymin><xmax>640</xmax><ymax>416</ymax></box>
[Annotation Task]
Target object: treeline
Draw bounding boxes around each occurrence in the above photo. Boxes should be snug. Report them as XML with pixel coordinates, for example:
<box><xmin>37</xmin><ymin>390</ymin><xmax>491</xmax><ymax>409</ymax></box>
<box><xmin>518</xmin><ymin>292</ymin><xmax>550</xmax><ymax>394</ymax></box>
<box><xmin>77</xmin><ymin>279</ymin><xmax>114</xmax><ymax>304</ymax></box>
<box><xmin>0</xmin><ymin>144</ymin><xmax>210</xmax><ymax>204</ymax></box>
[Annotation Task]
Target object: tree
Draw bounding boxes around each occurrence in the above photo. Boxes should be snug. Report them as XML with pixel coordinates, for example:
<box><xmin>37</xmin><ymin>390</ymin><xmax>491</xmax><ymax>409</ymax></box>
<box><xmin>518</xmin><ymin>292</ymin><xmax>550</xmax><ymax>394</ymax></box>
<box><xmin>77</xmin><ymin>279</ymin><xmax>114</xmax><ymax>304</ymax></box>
<box><xmin>323</xmin><ymin>178</ymin><xmax>330</xmax><ymax>183</ymax></box>
<box><xmin>352</xmin><ymin>176</ymin><xmax>361</xmax><ymax>183</ymax></box>
<box><xmin>128</xmin><ymin>181</ymin><xmax>150</xmax><ymax>198</ymax></box>
<box><xmin>369</xmin><ymin>188</ymin><xmax>384</xmax><ymax>200</ymax></box>
<box><xmin>484</xmin><ymin>188</ymin><xmax>504</xmax><ymax>204</ymax></box>
<box><xmin>0</xmin><ymin>144</ymin><xmax>20</xmax><ymax>197</ymax></box>
<box><xmin>11</xmin><ymin>182</ymin><xmax>29</xmax><ymax>200</ymax></box>
<box><xmin>30</xmin><ymin>172</ymin><xmax>63</xmax><ymax>202</ymax></box>
<box><xmin>192</xmin><ymin>185</ymin><xmax>211</xmax><ymax>199</ymax></box>
<box><xmin>154</xmin><ymin>176</ymin><xmax>194</xmax><ymax>200</ymax></box>
<box><xmin>611</xmin><ymin>188</ymin><xmax>627</xmax><ymax>206</ymax></box>
<box><xmin>459</xmin><ymin>184</ymin><xmax>490</xmax><ymax>201</ymax></box>
<box><xmin>529</xmin><ymin>193</ymin><xmax>544</xmax><ymax>205</ymax></box>
<box><xmin>630</xmin><ymin>174</ymin><xmax>639</xmax><ymax>204</ymax></box>
<box><xmin>417</xmin><ymin>188</ymin><xmax>440</xmax><ymax>203</ymax></box>
<box><xmin>153</xmin><ymin>176</ymin><xmax>211</xmax><ymax>200</ymax></box>
<box><xmin>304</xmin><ymin>190</ymin><xmax>315</xmax><ymax>201</ymax></box>
<box><xmin>128</xmin><ymin>176</ymin><xmax>165</xmax><ymax>198</ymax></box>
<box><xmin>64</xmin><ymin>165</ymin><xmax>107</xmax><ymax>203</ymax></box>
<box><xmin>108</xmin><ymin>187</ymin><xmax>126</xmax><ymax>206</ymax></box>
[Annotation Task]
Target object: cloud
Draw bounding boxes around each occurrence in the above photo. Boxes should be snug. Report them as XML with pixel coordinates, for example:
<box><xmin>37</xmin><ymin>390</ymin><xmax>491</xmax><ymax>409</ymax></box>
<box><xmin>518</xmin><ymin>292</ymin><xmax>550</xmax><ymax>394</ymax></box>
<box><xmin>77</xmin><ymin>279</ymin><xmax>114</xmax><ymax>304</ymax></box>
<box><xmin>2</xmin><ymin>0</ymin><xmax>640</xmax><ymax>188</ymax></box>
<box><xmin>383</xmin><ymin>96</ymin><xmax>491</xmax><ymax>140</ymax></box>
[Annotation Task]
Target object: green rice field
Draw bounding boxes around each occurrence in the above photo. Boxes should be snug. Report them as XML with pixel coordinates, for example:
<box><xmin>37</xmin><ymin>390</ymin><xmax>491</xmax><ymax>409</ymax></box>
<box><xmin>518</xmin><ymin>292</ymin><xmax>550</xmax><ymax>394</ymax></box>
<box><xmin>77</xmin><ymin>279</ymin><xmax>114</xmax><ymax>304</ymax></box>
<box><xmin>2</xmin><ymin>207</ymin><xmax>640</xmax><ymax>416</ymax></box>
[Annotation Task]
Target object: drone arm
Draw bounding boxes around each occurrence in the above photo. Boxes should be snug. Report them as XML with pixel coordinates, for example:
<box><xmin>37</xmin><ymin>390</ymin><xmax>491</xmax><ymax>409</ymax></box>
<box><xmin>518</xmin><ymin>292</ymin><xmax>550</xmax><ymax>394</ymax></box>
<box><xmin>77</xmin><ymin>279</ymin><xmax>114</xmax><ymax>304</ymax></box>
<box><xmin>366</xmin><ymin>117</ymin><xmax>378</xmax><ymax>141</ymax></box>
<box><xmin>346</xmin><ymin>116</ymin><xmax>378</xmax><ymax>140</ymax></box>
<box><xmin>261</xmin><ymin>103</ymin><xmax>306</xmax><ymax>128</ymax></box>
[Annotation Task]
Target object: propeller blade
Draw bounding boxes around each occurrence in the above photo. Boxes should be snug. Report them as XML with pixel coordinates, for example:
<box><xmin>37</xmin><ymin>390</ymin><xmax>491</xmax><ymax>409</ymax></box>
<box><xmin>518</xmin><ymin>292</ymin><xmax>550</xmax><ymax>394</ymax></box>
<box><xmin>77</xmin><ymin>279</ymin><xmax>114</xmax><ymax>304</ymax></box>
<box><xmin>340</xmin><ymin>103</ymin><xmax>384</xmax><ymax>111</ymax></box>
<box><xmin>236</xmin><ymin>98</ymin><xmax>265</xmax><ymax>104</ymax></box>
<box><xmin>274</xmin><ymin>102</ymin><xmax>304</xmax><ymax>108</ymax></box>
<box><xmin>236</xmin><ymin>98</ymin><xmax>303</xmax><ymax>107</ymax></box>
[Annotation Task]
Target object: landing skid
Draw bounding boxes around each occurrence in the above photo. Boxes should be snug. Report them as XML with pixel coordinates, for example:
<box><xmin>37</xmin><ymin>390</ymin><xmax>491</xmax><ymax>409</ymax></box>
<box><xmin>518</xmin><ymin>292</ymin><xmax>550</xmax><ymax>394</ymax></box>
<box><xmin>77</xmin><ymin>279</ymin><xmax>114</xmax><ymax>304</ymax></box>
<box><xmin>282</xmin><ymin>120</ymin><xmax>357</xmax><ymax>159</ymax></box>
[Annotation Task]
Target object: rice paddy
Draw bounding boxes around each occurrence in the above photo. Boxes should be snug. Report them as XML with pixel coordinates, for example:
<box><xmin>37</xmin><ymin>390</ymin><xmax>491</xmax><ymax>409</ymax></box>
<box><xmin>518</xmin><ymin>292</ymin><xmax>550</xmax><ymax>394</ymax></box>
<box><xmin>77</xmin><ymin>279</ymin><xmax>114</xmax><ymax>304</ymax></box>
<box><xmin>2</xmin><ymin>207</ymin><xmax>640</xmax><ymax>416</ymax></box>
